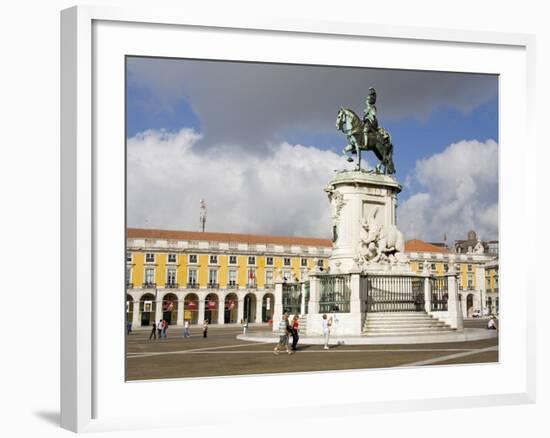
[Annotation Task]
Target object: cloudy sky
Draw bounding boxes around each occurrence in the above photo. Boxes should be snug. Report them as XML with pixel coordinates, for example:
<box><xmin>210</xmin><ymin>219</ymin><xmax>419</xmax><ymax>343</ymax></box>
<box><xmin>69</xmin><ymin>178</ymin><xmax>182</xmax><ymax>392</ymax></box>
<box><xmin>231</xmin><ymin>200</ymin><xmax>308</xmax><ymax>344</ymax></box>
<box><xmin>126</xmin><ymin>57</ymin><xmax>498</xmax><ymax>243</ymax></box>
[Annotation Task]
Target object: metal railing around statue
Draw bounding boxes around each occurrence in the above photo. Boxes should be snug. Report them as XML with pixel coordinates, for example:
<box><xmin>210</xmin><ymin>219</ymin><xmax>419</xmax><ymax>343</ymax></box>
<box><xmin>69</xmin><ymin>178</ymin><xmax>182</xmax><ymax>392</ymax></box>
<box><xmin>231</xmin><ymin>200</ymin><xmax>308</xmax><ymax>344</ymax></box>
<box><xmin>430</xmin><ymin>276</ymin><xmax>449</xmax><ymax>311</ymax></box>
<box><xmin>282</xmin><ymin>282</ymin><xmax>302</xmax><ymax>315</ymax></box>
<box><xmin>318</xmin><ymin>274</ymin><xmax>351</xmax><ymax>313</ymax></box>
<box><xmin>362</xmin><ymin>275</ymin><xmax>424</xmax><ymax>312</ymax></box>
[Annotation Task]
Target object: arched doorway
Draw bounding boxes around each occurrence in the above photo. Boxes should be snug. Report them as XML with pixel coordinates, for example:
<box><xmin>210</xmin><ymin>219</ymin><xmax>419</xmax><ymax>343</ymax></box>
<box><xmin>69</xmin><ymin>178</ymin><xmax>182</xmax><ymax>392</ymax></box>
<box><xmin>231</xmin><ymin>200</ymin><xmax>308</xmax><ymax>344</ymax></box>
<box><xmin>184</xmin><ymin>293</ymin><xmax>199</xmax><ymax>324</ymax></box>
<box><xmin>466</xmin><ymin>293</ymin><xmax>474</xmax><ymax>317</ymax></box>
<box><xmin>162</xmin><ymin>293</ymin><xmax>178</xmax><ymax>325</ymax></box>
<box><xmin>204</xmin><ymin>293</ymin><xmax>219</xmax><ymax>324</ymax></box>
<box><xmin>262</xmin><ymin>293</ymin><xmax>275</xmax><ymax>322</ymax></box>
<box><xmin>243</xmin><ymin>293</ymin><xmax>257</xmax><ymax>323</ymax></box>
<box><xmin>126</xmin><ymin>294</ymin><xmax>133</xmax><ymax>324</ymax></box>
<box><xmin>140</xmin><ymin>293</ymin><xmax>156</xmax><ymax>326</ymax></box>
<box><xmin>224</xmin><ymin>293</ymin><xmax>238</xmax><ymax>323</ymax></box>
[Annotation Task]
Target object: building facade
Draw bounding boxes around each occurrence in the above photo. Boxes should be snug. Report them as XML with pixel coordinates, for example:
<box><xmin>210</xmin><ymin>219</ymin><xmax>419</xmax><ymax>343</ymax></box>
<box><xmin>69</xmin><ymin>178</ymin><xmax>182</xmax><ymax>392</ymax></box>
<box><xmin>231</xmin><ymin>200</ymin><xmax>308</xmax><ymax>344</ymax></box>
<box><xmin>126</xmin><ymin>229</ymin><xmax>498</xmax><ymax>327</ymax></box>
<box><xmin>126</xmin><ymin>228</ymin><xmax>331</xmax><ymax>327</ymax></box>
<box><xmin>407</xmin><ymin>239</ymin><xmax>499</xmax><ymax>318</ymax></box>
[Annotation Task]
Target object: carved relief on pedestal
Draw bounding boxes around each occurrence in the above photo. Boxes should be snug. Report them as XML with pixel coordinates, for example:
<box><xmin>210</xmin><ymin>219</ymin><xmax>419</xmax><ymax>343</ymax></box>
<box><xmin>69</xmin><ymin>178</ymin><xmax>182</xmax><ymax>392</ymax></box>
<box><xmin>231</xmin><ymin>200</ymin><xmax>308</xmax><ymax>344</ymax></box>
<box><xmin>324</xmin><ymin>184</ymin><xmax>346</xmax><ymax>243</ymax></box>
<box><xmin>357</xmin><ymin>206</ymin><xmax>407</xmax><ymax>266</ymax></box>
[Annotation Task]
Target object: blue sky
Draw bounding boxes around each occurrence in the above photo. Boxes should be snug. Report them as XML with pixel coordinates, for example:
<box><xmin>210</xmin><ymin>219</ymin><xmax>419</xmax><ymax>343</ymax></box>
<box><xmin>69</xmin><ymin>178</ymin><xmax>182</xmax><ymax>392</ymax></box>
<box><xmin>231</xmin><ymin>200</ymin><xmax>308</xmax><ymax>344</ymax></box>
<box><xmin>126</xmin><ymin>57</ymin><xmax>498</xmax><ymax>242</ymax></box>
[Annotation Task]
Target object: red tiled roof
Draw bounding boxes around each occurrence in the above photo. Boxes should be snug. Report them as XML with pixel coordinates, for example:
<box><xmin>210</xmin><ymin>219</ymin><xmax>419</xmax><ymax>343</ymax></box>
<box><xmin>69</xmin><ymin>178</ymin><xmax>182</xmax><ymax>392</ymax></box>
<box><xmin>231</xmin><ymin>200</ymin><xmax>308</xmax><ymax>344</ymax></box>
<box><xmin>127</xmin><ymin>228</ymin><xmax>333</xmax><ymax>248</ymax></box>
<box><xmin>405</xmin><ymin>239</ymin><xmax>450</xmax><ymax>254</ymax></box>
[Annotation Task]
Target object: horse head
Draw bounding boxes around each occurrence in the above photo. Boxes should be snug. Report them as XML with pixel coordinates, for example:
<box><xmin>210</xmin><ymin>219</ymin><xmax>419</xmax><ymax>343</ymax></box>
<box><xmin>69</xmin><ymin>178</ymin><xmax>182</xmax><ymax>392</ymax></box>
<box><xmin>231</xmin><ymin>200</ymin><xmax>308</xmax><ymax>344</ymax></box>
<box><xmin>336</xmin><ymin>107</ymin><xmax>345</xmax><ymax>131</ymax></box>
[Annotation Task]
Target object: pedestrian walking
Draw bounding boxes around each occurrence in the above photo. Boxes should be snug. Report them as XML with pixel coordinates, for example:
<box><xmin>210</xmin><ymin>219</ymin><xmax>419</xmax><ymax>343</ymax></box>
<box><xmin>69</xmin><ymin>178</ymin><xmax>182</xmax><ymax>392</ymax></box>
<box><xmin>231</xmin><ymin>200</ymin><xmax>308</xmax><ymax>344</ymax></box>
<box><xmin>127</xmin><ymin>320</ymin><xmax>132</xmax><ymax>335</ymax></box>
<box><xmin>242</xmin><ymin>318</ymin><xmax>249</xmax><ymax>335</ymax></box>
<box><xmin>202</xmin><ymin>319</ymin><xmax>209</xmax><ymax>338</ymax></box>
<box><xmin>149</xmin><ymin>321</ymin><xmax>157</xmax><ymax>340</ymax></box>
<box><xmin>157</xmin><ymin>319</ymin><xmax>163</xmax><ymax>339</ymax></box>
<box><xmin>162</xmin><ymin>319</ymin><xmax>168</xmax><ymax>338</ymax></box>
<box><xmin>273</xmin><ymin>313</ymin><xmax>293</xmax><ymax>355</ymax></box>
<box><xmin>183</xmin><ymin>320</ymin><xmax>190</xmax><ymax>338</ymax></box>
<box><xmin>291</xmin><ymin>314</ymin><xmax>300</xmax><ymax>351</ymax></box>
<box><xmin>322</xmin><ymin>314</ymin><xmax>332</xmax><ymax>350</ymax></box>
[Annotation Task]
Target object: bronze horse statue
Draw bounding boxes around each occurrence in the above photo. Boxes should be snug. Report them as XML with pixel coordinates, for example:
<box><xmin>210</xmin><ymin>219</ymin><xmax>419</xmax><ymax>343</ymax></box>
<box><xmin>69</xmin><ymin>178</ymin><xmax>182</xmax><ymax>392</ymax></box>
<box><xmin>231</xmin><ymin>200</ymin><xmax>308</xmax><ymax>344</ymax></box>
<box><xmin>336</xmin><ymin>107</ymin><xmax>396</xmax><ymax>174</ymax></box>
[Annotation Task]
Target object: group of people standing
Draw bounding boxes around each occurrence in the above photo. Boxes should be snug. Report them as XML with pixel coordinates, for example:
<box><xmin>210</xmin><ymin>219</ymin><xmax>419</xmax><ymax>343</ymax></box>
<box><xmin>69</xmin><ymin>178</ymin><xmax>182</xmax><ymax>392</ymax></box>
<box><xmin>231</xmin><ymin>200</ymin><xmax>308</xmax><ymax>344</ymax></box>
<box><xmin>150</xmin><ymin>319</ymin><xmax>210</xmax><ymax>339</ymax></box>
<box><xmin>273</xmin><ymin>312</ymin><xmax>333</xmax><ymax>354</ymax></box>
<box><xmin>273</xmin><ymin>312</ymin><xmax>300</xmax><ymax>355</ymax></box>
<box><xmin>148</xmin><ymin>319</ymin><xmax>169</xmax><ymax>340</ymax></box>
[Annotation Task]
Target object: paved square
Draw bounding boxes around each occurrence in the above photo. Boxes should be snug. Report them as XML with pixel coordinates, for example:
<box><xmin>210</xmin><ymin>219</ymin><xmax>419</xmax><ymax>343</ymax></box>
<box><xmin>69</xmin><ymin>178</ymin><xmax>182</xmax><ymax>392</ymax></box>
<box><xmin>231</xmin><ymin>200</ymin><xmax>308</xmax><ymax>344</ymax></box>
<box><xmin>126</xmin><ymin>320</ymin><xmax>498</xmax><ymax>380</ymax></box>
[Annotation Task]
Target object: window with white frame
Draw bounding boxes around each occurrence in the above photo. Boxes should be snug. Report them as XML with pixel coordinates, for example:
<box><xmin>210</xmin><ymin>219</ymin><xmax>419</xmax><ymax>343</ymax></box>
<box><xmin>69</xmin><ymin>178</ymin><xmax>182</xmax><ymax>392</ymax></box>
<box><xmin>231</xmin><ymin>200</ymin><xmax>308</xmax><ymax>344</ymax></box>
<box><xmin>283</xmin><ymin>270</ymin><xmax>292</xmax><ymax>281</ymax></box>
<box><xmin>301</xmin><ymin>258</ymin><xmax>308</xmax><ymax>267</ymax></box>
<box><xmin>418</xmin><ymin>262</ymin><xmax>424</xmax><ymax>271</ymax></box>
<box><xmin>247</xmin><ymin>268</ymin><xmax>256</xmax><ymax>285</ymax></box>
<box><xmin>317</xmin><ymin>259</ymin><xmax>324</xmax><ymax>267</ymax></box>
<box><xmin>444</xmin><ymin>263</ymin><xmax>448</xmax><ymax>272</ymax></box>
<box><xmin>188</xmin><ymin>254</ymin><xmax>197</xmax><ymax>264</ymax></box>
<box><xmin>145</xmin><ymin>253</ymin><xmax>155</xmax><ymax>263</ymax></box>
<box><xmin>248</xmin><ymin>256</ymin><xmax>256</xmax><ymax>265</ymax></box>
<box><xmin>167</xmin><ymin>268</ymin><xmax>176</xmax><ymax>286</ymax></box>
<box><xmin>208</xmin><ymin>269</ymin><xmax>218</xmax><ymax>286</ymax></box>
<box><xmin>188</xmin><ymin>268</ymin><xmax>197</xmax><ymax>285</ymax></box>
<box><xmin>144</xmin><ymin>267</ymin><xmax>155</xmax><ymax>285</ymax></box>
<box><xmin>126</xmin><ymin>266</ymin><xmax>132</xmax><ymax>285</ymax></box>
<box><xmin>430</xmin><ymin>263</ymin><xmax>436</xmax><ymax>271</ymax></box>
<box><xmin>228</xmin><ymin>269</ymin><xmax>237</xmax><ymax>286</ymax></box>
<box><xmin>229</xmin><ymin>255</ymin><xmax>237</xmax><ymax>265</ymax></box>
<box><xmin>467</xmin><ymin>273</ymin><xmax>473</xmax><ymax>289</ymax></box>
<box><xmin>209</xmin><ymin>255</ymin><xmax>218</xmax><ymax>264</ymax></box>
<box><xmin>167</xmin><ymin>253</ymin><xmax>177</xmax><ymax>263</ymax></box>
<box><xmin>126</xmin><ymin>252</ymin><xmax>132</xmax><ymax>262</ymax></box>
<box><xmin>266</xmin><ymin>256</ymin><xmax>273</xmax><ymax>266</ymax></box>
<box><xmin>467</xmin><ymin>264</ymin><xmax>473</xmax><ymax>272</ymax></box>
<box><xmin>284</xmin><ymin>257</ymin><xmax>291</xmax><ymax>266</ymax></box>
<box><xmin>265</xmin><ymin>270</ymin><xmax>273</xmax><ymax>286</ymax></box>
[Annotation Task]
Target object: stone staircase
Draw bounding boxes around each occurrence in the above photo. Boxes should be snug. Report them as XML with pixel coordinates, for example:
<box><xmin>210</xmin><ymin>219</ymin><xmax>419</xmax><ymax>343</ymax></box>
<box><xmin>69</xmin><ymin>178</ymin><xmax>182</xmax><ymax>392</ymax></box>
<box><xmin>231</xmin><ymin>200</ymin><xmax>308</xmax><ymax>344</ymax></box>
<box><xmin>362</xmin><ymin>312</ymin><xmax>454</xmax><ymax>337</ymax></box>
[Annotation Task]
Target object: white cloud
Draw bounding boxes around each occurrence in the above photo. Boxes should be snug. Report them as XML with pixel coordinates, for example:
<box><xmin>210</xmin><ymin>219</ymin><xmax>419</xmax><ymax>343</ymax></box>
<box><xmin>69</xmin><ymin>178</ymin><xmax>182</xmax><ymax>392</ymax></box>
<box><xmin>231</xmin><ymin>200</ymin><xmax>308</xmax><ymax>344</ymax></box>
<box><xmin>398</xmin><ymin>139</ymin><xmax>498</xmax><ymax>243</ymax></box>
<box><xmin>127</xmin><ymin>128</ymin><xmax>353</xmax><ymax>237</ymax></box>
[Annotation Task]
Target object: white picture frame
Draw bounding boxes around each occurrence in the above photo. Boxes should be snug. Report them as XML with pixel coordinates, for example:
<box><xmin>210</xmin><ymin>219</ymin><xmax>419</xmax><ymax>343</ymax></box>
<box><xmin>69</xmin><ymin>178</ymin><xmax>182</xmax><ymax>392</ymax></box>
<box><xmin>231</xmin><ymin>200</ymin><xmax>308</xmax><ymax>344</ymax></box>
<box><xmin>60</xmin><ymin>5</ymin><xmax>536</xmax><ymax>433</ymax></box>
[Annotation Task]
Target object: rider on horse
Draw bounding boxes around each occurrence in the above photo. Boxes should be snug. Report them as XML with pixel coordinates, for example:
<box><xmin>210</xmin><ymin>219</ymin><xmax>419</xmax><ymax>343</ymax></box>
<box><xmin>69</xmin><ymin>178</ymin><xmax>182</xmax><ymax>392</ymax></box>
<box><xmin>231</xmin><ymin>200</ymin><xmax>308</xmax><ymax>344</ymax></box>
<box><xmin>363</xmin><ymin>87</ymin><xmax>378</xmax><ymax>135</ymax></box>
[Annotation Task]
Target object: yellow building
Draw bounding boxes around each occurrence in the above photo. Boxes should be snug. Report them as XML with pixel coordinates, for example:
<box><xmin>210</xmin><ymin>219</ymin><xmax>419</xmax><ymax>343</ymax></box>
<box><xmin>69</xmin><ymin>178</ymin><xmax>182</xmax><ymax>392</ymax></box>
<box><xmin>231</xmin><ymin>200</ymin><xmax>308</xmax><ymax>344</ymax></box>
<box><xmin>126</xmin><ymin>228</ymin><xmax>331</xmax><ymax>327</ymax></box>
<box><xmin>405</xmin><ymin>239</ymin><xmax>499</xmax><ymax>318</ymax></box>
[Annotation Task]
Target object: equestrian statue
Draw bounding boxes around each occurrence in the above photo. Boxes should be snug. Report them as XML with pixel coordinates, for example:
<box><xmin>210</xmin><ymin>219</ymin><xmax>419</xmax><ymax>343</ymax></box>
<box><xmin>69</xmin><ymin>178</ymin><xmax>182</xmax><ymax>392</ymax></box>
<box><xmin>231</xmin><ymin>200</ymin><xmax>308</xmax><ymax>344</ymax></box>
<box><xmin>336</xmin><ymin>87</ymin><xmax>396</xmax><ymax>174</ymax></box>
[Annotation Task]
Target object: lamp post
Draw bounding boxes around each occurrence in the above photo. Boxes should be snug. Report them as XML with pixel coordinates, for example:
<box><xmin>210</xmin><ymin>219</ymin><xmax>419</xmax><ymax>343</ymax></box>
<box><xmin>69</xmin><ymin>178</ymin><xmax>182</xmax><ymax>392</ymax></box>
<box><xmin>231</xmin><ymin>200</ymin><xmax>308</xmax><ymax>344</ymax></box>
<box><xmin>199</xmin><ymin>199</ymin><xmax>207</xmax><ymax>232</ymax></box>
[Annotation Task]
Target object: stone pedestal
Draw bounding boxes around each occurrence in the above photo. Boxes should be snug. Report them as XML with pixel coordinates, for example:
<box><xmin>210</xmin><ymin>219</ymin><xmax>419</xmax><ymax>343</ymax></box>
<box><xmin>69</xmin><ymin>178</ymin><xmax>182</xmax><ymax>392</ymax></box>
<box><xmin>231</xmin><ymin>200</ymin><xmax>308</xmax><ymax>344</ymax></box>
<box><xmin>325</xmin><ymin>170</ymin><xmax>405</xmax><ymax>273</ymax></box>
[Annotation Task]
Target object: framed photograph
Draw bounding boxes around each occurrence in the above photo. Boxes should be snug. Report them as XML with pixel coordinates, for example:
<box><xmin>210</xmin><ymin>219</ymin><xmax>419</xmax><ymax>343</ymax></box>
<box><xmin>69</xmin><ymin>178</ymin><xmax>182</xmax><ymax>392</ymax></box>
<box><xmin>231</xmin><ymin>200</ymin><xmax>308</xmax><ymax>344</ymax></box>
<box><xmin>61</xmin><ymin>5</ymin><xmax>536</xmax><ymax>433</ymax></box>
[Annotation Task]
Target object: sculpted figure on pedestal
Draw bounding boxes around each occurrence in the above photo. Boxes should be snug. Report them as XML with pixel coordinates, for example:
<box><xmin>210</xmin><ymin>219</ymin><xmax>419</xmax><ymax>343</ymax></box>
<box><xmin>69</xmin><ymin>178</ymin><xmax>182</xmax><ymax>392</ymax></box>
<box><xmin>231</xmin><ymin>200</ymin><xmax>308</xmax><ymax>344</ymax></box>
<box><xmin>358</xmin><ymin>207</ymin><xmax>405</xmax><ymax>265</ymax></box>
<box><xmin>324</xmin><ymin>184</ymin><xmax>346</xmax><ymax>243</ymax></box>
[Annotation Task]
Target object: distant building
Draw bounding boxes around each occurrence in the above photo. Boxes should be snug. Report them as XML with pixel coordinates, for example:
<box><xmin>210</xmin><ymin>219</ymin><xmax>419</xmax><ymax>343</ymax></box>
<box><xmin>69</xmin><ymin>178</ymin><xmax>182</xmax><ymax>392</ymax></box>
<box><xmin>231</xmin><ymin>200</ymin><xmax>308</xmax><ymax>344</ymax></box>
<box><xmin>454</xmin><ymin>229</ymin><xmax>498</xmax><ymax>256</ymax></box>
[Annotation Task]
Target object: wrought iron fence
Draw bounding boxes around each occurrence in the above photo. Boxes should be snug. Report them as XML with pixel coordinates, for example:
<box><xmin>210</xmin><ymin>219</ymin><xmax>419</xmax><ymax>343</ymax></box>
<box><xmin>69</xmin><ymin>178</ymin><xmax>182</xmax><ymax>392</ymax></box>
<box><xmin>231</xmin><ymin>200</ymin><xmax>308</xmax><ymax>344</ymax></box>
<box><xmin>303</xmin><ymin>281</ymin><xmax>310</xmax><ymax>314</ymax></box>
<box><xmin>282</xmin><ymin>283</ymin><xmax>302</xmax><ymax>315</ymax></box>
<box><xmin>319</xmin><ymin>275</ymin><xmax>351</xmax><ymax>313</ymax></box>
<box><xmin>430</xmin><ymin>276</ymin><xmax>448</xmax><ymax>311</ymax></box>
<box><xmin>363</xmin><ymin>275</ymin><xmax>424</xmax><ymax>312</ymax></box>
